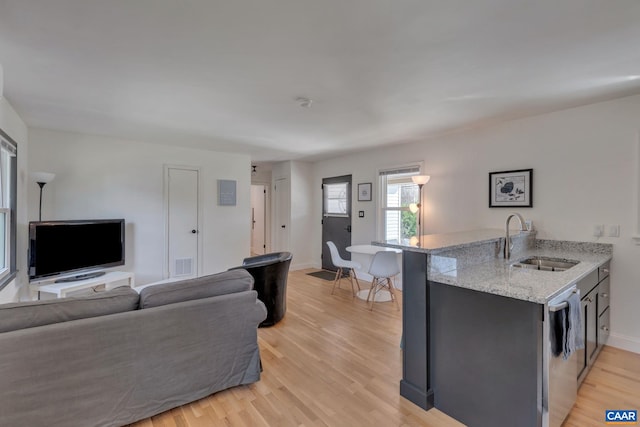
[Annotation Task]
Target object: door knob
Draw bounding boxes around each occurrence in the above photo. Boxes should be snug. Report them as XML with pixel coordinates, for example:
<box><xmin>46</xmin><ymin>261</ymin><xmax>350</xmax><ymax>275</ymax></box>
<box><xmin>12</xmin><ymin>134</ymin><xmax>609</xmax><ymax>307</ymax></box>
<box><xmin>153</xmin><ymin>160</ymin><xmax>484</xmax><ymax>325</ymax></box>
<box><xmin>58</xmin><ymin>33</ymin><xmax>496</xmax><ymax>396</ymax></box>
<box><xmin>191</xmin><ymin>229</ymin><xmax>197</xmax><ymax>234</ymax></box>
<box><xmin>281</xmin><ymin>225</ymin><xmax>286</xmax><ymax>228</ymax></box>
<box><xmin>345</xmin><ymin>225</ymin><xmax>352</xmax><ymax>232</ymax></box>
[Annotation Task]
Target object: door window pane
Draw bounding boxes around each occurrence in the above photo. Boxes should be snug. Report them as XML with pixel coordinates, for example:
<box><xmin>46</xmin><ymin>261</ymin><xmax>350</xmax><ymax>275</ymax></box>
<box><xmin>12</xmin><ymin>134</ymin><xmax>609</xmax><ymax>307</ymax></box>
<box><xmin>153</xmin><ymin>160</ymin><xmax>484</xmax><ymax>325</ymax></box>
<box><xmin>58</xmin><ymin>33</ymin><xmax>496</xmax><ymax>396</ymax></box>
<box><xmin>324</xmin><ymin>183</ymin><xmax>348</xmax><ymax>216</ymax></box>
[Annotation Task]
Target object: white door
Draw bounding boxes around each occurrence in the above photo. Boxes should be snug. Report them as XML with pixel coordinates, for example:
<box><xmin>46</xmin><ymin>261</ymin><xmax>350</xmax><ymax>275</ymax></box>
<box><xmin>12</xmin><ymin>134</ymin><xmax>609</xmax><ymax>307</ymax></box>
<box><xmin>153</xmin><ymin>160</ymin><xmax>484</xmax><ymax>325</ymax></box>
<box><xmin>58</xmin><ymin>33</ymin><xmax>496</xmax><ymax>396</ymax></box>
<box><xmin>251</xmin><ymin>184</ymin><xmax>266</xmax><ymax>255</ymax></box>
<box><xmin>166</xmin><ymin>167</ymin><xmax>199</xmax><ymax>278</ymax></box>
<box><xmin>273</xmin><ymin>177</ymin><xmax>290</xmax><ymax>252</ymax></box>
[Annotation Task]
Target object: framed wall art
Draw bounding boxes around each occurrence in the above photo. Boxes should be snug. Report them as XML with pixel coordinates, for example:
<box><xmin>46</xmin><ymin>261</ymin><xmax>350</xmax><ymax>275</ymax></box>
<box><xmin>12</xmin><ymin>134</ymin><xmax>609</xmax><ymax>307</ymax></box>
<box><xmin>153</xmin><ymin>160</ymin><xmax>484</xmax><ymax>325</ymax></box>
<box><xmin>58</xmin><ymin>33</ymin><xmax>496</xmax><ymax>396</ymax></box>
<box><xmin>489</xmin><ymin>169</ymin><xmax>532</xmax><ymax>208</ymax></box>
<box><xmin>358</xmin><ymin>182</ymin><xmax>372</xmax><ymax>201</ymax></box>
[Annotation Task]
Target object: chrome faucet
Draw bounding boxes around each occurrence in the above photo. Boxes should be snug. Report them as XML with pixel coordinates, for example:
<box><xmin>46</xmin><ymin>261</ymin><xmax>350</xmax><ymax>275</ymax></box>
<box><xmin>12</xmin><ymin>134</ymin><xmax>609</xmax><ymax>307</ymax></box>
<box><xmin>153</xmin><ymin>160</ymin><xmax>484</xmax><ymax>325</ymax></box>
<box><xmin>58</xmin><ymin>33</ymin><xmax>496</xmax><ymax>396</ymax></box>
<box><xmin>505</xmin><ymin>212</ymin><xmax>527</xmax><ymax>260</ymax></box>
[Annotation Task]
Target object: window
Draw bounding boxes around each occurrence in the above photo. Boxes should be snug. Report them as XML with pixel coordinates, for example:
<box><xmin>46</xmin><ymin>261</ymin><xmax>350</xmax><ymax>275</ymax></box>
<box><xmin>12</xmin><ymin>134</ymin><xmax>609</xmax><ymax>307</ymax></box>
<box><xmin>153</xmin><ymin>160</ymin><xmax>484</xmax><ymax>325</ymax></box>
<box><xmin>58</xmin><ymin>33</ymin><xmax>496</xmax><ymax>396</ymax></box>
<box><xmin>379</xmin><ymin>165</ymin><xmax>420</xmax><ymax>244</ymax></box>
<box><xmin>0</xmin><ymin>130</ymin><xmax>17</xmax><ymax>290</ymax></box>
<box><xmin>323</xmin><ymin>182</ymin><xmax>348</xmax><ymax>216</ymax></box>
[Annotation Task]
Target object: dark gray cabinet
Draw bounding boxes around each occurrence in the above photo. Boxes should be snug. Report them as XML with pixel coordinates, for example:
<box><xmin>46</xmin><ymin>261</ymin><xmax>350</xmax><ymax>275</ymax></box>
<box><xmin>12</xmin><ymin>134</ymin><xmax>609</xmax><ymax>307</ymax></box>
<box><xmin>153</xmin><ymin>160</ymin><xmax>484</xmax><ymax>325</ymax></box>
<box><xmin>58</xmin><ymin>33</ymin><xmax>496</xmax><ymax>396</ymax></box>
<box><xmin>578</xmin><ymin>262</ymin><xmax>610</xmax><ymax>384</ymax></box>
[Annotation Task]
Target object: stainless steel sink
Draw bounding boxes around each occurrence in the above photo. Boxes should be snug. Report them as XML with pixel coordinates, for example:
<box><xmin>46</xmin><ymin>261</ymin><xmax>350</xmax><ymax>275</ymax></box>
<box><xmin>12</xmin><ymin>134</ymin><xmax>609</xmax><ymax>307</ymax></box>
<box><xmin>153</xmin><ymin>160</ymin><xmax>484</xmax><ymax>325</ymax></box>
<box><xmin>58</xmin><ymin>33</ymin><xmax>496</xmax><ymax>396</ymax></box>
<box><xmin>511</xmin><ymin>257</ymin><xmax>579</xmax><ymax>272</ymax></box>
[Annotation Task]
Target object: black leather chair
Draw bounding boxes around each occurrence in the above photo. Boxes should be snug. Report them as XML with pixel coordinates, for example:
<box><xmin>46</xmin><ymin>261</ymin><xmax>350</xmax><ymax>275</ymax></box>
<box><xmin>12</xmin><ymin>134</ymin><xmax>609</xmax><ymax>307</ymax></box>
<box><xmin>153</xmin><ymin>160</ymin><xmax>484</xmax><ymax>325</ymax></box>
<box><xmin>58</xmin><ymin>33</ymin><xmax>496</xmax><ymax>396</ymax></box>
<box><xmin>231</xmin><ymin>252</ymin><xmax>292</xmax><ymax>327</ymax></box>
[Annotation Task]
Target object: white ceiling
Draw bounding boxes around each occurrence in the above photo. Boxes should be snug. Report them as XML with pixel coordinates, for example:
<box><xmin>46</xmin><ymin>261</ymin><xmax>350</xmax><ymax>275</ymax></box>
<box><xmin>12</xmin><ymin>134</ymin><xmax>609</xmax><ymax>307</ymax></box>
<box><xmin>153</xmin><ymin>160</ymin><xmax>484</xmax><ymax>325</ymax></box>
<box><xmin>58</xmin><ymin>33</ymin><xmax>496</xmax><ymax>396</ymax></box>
<box><xmin>1</xmin><ymin>0</ymin><xmax>640</xmax><ymax>162</ymax></box>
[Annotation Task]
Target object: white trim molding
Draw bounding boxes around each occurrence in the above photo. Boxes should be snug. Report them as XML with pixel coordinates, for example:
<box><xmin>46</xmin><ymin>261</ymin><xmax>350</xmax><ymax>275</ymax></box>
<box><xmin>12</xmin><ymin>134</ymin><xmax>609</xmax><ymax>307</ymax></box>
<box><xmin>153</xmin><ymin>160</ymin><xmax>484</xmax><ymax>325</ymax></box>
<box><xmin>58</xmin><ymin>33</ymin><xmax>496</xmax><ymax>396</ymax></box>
<box><xmin>633</xmin><ymin>133</ymin><xmax>640</xmax><ymax>244</ymax></box>
<box><xmin>607</xmin><ymin>332</ymin><xmax>640</xmax><ymax>354</ymax></box>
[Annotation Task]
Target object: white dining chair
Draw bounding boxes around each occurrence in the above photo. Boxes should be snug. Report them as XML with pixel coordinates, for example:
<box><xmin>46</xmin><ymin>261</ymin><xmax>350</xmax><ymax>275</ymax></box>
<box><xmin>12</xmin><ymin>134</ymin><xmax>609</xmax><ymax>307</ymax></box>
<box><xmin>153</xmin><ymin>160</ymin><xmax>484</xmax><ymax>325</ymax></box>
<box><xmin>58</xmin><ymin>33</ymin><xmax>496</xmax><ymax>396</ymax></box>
<box><xmin>367</xmin><ymin>251</ymin><xmax>401</xmax><ymax>310</ymax></box>
<box><xmin>326</xmin><ymin>241</ymin><xmax>361</xmax><ymax>297</ymax></box>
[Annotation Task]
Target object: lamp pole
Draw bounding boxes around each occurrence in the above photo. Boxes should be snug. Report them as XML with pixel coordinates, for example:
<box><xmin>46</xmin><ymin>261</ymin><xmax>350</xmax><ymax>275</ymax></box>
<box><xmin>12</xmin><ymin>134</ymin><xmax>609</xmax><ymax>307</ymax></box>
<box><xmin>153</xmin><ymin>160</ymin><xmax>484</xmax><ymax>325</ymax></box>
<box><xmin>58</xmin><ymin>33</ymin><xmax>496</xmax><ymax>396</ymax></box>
<box><xmin>411</xmin><ymin>175</ymin><xmax>431</xmax><ymax>246</ymax></box>
<box><xmin>32</xmin><ymin>172</ymin><xmax>55</xmax><ymax>222</ymax></box>
<box><xmin>37</xmin><ymin>182</ymin><xmax>46</xmax><ymax>221</ymax></box>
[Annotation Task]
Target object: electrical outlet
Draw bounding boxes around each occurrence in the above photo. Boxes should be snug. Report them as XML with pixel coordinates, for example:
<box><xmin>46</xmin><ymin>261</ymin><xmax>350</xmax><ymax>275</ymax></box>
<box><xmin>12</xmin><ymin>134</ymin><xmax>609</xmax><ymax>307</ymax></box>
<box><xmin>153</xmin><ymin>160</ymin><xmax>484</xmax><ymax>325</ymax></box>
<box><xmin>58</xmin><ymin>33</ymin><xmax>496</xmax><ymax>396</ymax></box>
<box><xmin>608</xmin><ymin>225</ymin><xmax>620</xmax><ymax>237</ymax></box>
<box><xmin>593</xmin><ymin>224</ymin><xmax>604</xmax><ymax>237</ymax></box>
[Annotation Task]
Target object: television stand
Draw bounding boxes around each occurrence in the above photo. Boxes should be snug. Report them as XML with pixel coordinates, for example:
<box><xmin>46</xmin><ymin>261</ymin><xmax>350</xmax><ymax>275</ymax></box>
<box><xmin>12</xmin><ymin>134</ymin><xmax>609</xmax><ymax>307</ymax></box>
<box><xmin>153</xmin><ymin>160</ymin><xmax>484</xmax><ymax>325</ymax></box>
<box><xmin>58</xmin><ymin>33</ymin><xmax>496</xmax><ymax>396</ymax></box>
<box><xmin>29</xmin><ymin>271</ymin><xmax>135</xmax><ymax>299</ymax></box>
<box><xmin>55</xmin><ymin>271</ymin><xmax>106</xmax><ymax>283</ymax></box>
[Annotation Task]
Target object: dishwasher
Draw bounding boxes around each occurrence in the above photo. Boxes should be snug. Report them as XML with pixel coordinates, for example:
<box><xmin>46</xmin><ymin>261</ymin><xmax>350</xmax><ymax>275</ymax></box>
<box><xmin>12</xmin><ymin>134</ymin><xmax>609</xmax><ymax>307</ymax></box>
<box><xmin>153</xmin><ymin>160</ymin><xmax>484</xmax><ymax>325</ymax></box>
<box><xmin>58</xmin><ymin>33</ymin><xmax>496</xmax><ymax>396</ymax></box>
<box><xmin>545</xmin><ymin>285</ymin><xmax>579</xmax><ymax>427</ymax></box>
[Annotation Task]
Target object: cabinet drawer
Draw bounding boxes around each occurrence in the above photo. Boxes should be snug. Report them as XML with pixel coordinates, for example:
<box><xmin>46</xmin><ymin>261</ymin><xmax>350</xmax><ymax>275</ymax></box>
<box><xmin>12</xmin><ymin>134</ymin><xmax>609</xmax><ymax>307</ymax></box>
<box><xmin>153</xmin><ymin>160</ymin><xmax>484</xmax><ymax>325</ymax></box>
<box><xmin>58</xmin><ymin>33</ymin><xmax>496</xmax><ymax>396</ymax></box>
<box><xmin>598</xmin><ymin>307</ymin><xmax>610</xmax><ymax>347</ymax></box>
<box><xmin>577</xmin><ymin>269</ymin><xmax>598</xmax><ymax>298</ymax></box>
<box><xmin>599</xmin><ymin>262</ymin><xmax>610</xmax><ymax>282</ymax></box>
<box><xmin>598</xmin><ymin>277</ymin><xmax>610</xmax><ymax>316</ymax></box>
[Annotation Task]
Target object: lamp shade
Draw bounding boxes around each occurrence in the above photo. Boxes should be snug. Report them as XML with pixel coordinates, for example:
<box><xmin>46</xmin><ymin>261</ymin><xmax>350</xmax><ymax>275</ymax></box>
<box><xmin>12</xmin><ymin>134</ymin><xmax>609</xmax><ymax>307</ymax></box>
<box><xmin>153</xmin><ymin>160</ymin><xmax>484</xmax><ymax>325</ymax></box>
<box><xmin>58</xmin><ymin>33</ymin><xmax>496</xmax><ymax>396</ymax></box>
<box><xmin>411</xmin><ymin>175</ymin><xmax>430</xmax><ymax>185</ymax></box>
<box><xmin>32</xmin><ymin>172</ymin><xmax>55</xmax><ymax>184</ymax></box>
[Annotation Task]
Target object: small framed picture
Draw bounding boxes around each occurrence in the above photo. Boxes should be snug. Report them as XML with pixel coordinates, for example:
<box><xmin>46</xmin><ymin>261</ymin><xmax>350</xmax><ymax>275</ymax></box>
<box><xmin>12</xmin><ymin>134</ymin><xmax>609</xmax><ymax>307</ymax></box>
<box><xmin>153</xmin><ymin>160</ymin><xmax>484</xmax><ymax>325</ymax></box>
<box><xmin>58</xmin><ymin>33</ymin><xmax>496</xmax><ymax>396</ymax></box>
<box><xmin>358</xmin><ymin>182</ymin><xmax>372</xmax><ymax>201</ymax></box>
<box><xmin>489</xmin><ymin>169</ymin><xmax>533</xmax><ymax>208</ymax></box>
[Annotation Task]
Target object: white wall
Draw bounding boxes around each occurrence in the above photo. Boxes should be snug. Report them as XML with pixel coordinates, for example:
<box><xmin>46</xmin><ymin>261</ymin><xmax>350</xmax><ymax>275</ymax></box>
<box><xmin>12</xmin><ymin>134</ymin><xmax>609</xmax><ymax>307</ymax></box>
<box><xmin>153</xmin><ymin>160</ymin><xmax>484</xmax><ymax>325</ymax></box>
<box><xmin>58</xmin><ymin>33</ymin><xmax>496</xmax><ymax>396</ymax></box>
<box><xmin>28</xmin><ymin>128</ymin><xmax>251</xmax><ymax>285</ymax></box>
<box><xmin>312</xmin><ymin>93</ymin><xmax>640</xmax><ymax>353</ymax></box>
<box><xmin>0</xmin><ymin>74</ymin><xmax>29</xmax><ymax>303</ymax></box>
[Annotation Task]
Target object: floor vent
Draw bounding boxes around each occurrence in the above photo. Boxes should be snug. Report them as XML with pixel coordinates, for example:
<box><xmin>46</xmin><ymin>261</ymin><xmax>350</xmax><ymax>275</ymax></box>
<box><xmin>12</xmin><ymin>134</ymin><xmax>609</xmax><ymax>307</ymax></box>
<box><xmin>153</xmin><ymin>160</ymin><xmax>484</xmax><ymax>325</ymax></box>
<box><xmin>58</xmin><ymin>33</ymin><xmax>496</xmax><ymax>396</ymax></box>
<box><xmin>174</xmin><ymin>258</ymin><xmax>193</xmax><ymax>276</ymax></box>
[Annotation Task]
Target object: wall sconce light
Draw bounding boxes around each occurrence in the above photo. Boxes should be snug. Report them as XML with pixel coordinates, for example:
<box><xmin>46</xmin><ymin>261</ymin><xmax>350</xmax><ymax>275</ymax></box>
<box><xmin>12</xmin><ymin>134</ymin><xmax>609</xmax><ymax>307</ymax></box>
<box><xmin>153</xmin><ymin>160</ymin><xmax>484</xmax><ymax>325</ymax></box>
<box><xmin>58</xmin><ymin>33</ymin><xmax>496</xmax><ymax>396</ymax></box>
<box><xmin>411</xmin><ymin>175</ymin><xmax>431</xmax><ymax>245</ymax></box>
<box><xmin>32</xmin><ymin>172</ymin><xmax>55</xmax><ymax>221</ymax></box>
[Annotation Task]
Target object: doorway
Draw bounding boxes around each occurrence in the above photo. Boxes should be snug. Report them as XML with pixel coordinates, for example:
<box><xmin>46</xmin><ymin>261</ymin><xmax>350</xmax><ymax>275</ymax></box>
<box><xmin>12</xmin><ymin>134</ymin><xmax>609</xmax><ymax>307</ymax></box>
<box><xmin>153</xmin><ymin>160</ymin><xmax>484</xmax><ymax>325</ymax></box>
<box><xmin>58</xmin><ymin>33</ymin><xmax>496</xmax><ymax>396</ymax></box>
<box><xmin>251</xmin><ymin>184</ymin><xmax>267</xmax><ymax>255</ymax></box>
<box><xmin>164</xmin><ymin>166</ymin><xmax>200</xmax><ymax>279</ymax></box>
<box><xmin>321</xmin><ymin>175</ymin><xmax>352</xmax><ymax>271</ymax></box>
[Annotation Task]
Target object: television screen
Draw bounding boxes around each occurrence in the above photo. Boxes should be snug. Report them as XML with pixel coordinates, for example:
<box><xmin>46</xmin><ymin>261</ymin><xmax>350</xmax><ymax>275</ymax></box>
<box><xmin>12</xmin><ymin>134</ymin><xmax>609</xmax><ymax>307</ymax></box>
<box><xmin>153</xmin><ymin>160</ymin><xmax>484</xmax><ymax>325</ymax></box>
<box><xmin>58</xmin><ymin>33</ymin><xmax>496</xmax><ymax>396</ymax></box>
<box><xmin>29</xmin><ymin>219</ymin><xmax>125</xmax><ymax>280</ymax></box>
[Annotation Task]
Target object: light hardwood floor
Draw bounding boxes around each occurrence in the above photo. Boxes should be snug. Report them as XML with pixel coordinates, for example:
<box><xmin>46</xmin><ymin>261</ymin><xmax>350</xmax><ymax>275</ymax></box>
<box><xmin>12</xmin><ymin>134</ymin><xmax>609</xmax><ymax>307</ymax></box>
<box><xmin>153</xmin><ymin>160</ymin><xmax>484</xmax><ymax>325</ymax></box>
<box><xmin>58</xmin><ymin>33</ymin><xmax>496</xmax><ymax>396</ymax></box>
<box><xmin>130</xmin><ymin>269</ymin><xmax>639</xmax><ymax>427</ymax></box>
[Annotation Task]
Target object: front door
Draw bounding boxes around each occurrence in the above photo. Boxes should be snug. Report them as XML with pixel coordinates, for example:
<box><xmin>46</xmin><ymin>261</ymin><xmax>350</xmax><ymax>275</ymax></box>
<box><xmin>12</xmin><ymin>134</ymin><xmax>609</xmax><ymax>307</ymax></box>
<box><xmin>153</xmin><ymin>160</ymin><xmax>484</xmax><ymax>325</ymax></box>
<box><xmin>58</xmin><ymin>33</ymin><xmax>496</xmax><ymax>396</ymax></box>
<box><xmin>321</xmin><ymin>175</ymin><xmax>352</xmax><ymax>271</ymax></box>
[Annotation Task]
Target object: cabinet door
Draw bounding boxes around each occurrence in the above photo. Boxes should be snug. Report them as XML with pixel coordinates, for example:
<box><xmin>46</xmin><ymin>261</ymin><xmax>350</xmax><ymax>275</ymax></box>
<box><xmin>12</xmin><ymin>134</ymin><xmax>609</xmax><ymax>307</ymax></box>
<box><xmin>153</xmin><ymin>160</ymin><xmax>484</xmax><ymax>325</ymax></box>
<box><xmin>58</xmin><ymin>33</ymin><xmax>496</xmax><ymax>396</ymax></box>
<box><xmin>577</xmin><ymin>297</ymin><xmax>588</xmax><ymax>380</ymax></box>
<box><xmin>598</xmin><ymin>277</ymin><xmax>610</xmax><ymax>316</ymax></box>
<box><xmin>598</xmin><ymin>307</ymin><xmax>610</xmax><ymax>347</ymax></box>
<box><xmin>586</xmin><ymin>288</ymin><xmax>598</xmax><ymax>365</ymax></box>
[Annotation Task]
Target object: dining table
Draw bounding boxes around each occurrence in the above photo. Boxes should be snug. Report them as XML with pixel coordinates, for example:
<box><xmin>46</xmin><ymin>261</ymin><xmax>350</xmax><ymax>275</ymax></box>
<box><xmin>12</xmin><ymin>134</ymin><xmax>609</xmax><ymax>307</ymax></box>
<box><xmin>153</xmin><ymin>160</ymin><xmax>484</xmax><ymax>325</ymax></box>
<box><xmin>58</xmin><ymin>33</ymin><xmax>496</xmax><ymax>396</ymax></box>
<box><xmin>346</xmin><ymin>244</ymin><xmax>403</xmax><ymax>301</ymax></box>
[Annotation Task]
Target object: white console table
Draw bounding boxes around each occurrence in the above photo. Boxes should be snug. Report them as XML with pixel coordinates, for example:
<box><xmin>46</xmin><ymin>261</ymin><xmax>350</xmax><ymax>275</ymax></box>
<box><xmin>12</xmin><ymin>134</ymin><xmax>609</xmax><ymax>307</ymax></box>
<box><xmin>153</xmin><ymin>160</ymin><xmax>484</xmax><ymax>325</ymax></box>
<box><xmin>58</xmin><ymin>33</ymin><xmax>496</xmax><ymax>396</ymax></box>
<box><xmin>29</xmin><ymin>271</ymin><xmax>135</xmax><ymax>299</ymax></box>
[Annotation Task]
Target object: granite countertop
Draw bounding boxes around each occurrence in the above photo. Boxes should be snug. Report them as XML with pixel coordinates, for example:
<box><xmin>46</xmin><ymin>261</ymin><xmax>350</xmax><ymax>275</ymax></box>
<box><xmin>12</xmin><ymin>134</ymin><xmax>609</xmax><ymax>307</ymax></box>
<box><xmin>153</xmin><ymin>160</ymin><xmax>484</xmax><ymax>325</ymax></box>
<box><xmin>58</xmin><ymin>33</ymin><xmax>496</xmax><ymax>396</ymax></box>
<box><xmin>373</xmin><ymin>229</ymin><xmax>505</xmax><ymax>254</ymax></box>
<box><xmin>374</xmin><ymin>229</ymin><xmax>612</xmax><ymax>304</ymax></box>
<box><xmin>429</xmin><ymin>247</ymin><xmax>611</xmax><ymax>304</ymax></box>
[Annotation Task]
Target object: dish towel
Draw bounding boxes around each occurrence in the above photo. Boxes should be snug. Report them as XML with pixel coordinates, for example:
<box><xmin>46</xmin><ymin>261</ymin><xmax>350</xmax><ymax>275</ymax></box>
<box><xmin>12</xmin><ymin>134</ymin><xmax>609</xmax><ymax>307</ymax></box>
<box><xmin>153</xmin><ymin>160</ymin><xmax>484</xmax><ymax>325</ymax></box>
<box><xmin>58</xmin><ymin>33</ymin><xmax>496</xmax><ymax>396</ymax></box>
<box><xmin>563</xmin><ymin>291</ymin><xmax>584</xmax><ymax>360</ymax></box>
<box><xmin>550</xmin><ymin>308</ymin><xmax>566</xmax><ymax>357</ymax></box>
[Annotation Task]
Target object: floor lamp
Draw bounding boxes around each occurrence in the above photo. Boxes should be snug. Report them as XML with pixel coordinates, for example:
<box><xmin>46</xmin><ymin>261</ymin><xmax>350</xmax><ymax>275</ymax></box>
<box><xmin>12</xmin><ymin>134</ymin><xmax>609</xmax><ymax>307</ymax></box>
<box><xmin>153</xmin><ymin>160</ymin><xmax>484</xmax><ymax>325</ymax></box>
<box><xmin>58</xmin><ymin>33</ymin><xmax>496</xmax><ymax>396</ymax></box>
<box><xmin>409</xmin><ymin>175</ymin><xmax>430</xmax><ymax>246</ymax></box>
<box><xmin>32</xmin><ymin>172</ymin><xmax>55</xmax><ymax>221</ymax></box>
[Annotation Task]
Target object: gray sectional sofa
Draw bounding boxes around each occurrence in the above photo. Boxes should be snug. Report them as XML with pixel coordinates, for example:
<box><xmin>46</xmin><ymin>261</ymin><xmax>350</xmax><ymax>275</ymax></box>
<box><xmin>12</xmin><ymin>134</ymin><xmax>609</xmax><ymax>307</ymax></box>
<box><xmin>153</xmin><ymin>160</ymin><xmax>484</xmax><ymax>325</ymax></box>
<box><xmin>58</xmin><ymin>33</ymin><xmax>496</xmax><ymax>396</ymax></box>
<box><xmin>0</xmin><ymin>269</ymin><xmax>267</xmax><ymax>427</ymax></box>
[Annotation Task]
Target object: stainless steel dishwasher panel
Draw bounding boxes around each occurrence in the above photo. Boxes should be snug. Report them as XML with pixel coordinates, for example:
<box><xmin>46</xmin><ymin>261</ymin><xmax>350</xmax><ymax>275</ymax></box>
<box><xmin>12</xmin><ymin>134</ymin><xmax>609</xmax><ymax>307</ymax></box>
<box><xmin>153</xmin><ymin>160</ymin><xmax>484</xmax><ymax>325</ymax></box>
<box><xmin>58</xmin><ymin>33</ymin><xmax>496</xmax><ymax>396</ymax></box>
<box><xmin>548</xmin><ymin>286</ymin><xmax>578</xmax><ymax>427</ymax></box>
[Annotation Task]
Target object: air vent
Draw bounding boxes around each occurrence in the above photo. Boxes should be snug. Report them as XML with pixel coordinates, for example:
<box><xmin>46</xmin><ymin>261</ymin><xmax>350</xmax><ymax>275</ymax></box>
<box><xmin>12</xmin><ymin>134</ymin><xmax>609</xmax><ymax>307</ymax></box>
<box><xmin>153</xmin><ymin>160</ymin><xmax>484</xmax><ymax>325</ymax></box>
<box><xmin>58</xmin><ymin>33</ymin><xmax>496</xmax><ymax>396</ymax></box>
<box><xmin>174</xmin><ymin>258</ymin><xmax>193</xmax><ymax>276</ymax></box>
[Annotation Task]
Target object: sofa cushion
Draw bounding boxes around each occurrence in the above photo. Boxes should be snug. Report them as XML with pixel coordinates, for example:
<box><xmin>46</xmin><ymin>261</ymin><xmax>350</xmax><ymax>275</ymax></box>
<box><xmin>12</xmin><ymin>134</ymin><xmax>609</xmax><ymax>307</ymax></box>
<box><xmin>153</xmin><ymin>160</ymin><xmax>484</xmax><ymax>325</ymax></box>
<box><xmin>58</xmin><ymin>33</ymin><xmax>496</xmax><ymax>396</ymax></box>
<box><xmin>139</xmin><ymin>269</ymin><xmax>254</xmax><ymax>309</ymax></box>
<box><xmin>0</xmin><ymin>286</ymin><xmax>139</xmax><ymax>333</ymax></box>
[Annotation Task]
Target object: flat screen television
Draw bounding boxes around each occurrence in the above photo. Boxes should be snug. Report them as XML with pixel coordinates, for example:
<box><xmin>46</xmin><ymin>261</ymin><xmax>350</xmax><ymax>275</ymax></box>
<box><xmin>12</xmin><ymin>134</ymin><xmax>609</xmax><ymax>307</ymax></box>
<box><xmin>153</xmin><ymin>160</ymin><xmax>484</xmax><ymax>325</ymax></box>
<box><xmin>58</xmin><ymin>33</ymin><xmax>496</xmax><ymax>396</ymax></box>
<box><xmin>29</xmin><ymin>219</ymin><xmax>125</xmax><ymax>282</ymax></box>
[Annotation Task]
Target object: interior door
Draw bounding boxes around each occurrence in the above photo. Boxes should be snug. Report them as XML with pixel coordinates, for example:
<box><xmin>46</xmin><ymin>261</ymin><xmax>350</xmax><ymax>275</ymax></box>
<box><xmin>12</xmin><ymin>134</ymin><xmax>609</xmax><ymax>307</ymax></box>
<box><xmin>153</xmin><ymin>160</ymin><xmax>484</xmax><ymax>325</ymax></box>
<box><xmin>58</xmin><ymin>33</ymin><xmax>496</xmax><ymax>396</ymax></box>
<box><xmin>321</xmin><ymin>175</ymin><xmax>352</xmax><ymax>271</ymax></box>
<box><xmin>166</xmin><ymin>166</ymin><xmax>199</xmax><ymax>278</ymax></box>
<box><xmin>251</xmin><ymin>184</ymin><xmax>266</xmax><ymax>255</ymax></box>
<box><xmin>273</xmin><ymin>177</ymin><xmax>290</xmax><ymax>252</ymax></box>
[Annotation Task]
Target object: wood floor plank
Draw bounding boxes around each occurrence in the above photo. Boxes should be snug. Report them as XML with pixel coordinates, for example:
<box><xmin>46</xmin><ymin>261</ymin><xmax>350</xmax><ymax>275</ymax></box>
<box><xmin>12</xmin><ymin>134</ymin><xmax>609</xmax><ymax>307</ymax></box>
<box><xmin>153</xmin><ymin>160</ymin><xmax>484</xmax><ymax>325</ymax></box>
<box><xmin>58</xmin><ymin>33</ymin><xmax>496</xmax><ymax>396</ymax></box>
<box><xmin>128</xmin><ymin>269</ymin><xmax>639</xmax><ymax>427</ymax></box>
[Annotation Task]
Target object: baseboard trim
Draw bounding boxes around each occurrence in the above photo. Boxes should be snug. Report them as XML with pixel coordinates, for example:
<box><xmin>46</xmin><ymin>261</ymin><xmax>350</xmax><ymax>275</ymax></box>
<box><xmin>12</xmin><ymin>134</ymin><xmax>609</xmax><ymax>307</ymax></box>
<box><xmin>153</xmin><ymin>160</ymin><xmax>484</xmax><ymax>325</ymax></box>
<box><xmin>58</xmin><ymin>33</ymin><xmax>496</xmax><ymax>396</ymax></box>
<box><xmin>607</xmin><ymin>332</ymin><xmax>640</xmax><ymax>354</ymax></box>
<box><xmin>289</xmin><ymin>262</ymin><xmax>316</xmax><ymax>271</ymax></box>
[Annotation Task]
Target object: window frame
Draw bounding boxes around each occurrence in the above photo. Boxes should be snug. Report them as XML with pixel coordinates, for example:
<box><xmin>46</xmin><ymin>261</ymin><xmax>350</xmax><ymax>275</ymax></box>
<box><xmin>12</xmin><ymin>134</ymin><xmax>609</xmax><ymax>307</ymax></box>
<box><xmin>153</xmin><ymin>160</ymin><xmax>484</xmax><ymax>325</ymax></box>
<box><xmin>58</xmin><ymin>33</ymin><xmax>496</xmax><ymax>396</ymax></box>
<box><xmin>0</xmin><ymin>128</ymin><xmax>17</xmax><ymax>291</ymax></box>
<box><xmin>377</xmin><ymin>163</ymin><xmax>423</xmax><ymax>243</ymax></box>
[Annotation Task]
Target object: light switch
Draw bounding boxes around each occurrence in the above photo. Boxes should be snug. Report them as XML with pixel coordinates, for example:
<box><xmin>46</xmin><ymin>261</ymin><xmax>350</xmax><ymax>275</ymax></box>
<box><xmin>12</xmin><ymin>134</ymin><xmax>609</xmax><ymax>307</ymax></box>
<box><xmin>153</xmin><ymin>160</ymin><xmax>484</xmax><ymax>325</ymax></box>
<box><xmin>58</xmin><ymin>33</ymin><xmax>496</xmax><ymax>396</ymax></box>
<box><xmin>593</xmin><ymin>224</ymin><xmax>604</xmax><ymax>237</ymax></box>
<box><xmin>608</xmin><ymin>225</ymin><xmax>620</xmax><ymax>237</ymax></box>
<box><xmin>358</xmin><ymin>211</ymin><xmax>365</xmax><ymax>218</ymax></box>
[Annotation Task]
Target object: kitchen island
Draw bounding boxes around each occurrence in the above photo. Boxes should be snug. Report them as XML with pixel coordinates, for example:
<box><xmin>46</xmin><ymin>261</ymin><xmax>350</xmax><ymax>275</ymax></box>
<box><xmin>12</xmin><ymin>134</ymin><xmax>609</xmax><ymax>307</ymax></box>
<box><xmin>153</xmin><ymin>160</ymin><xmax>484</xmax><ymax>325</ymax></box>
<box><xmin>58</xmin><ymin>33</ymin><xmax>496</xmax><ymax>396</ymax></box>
<box><xmin>374</xmin><ymin>229</ymin><xmax>612</xmax><ymax>427</ymax></box>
